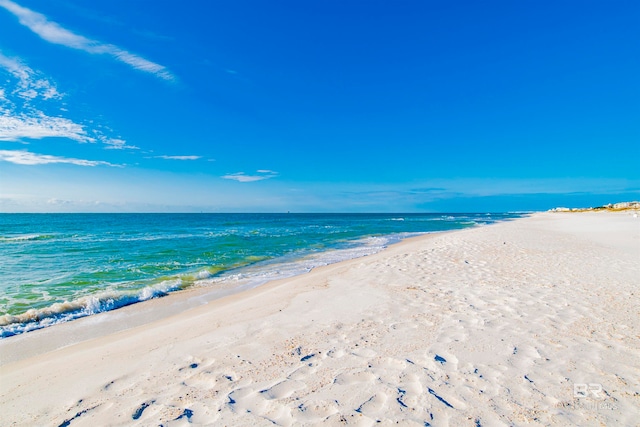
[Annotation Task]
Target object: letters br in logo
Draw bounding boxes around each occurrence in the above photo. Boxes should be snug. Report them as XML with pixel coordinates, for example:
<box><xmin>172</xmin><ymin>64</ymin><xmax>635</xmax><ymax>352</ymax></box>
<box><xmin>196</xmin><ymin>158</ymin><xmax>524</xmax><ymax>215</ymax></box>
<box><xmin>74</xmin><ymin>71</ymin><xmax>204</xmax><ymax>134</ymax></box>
<box><xmin>574</xmin><ymin>383</ymin><xmax>602</xmax><ymax>399</ymax></box>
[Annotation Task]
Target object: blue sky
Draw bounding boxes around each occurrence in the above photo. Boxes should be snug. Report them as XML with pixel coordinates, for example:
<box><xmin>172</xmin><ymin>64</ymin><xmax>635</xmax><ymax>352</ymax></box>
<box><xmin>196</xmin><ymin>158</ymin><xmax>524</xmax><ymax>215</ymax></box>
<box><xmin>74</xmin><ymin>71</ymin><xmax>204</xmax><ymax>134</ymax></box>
<box><xmin>0</xmin><ymin>0</ymin><xmax>638</xmax><ymax>212</ymax></box>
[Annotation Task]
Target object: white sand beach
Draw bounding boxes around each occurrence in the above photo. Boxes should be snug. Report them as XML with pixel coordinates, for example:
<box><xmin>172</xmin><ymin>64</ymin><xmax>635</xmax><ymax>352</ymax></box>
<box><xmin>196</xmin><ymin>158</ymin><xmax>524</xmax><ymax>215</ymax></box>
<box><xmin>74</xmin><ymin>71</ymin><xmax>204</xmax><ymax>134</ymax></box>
<box><xmin>1</xmin><ymin>211</ymin><xmax>639</xmax><ymax>426</ymax></box>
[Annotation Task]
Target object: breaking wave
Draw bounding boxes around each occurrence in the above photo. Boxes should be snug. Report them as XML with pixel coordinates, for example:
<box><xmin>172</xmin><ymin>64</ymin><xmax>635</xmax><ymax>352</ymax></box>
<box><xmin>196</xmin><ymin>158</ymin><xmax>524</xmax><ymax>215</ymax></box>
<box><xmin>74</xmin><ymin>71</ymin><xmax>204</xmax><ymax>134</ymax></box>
<box><xmin>0</xmin><ymin>234</ymin><xmax>56</xmax><ymax>242</ymax></box>
<box><xmin>0</xmin><ymin>279</ymin><xmax>182</xmax><ymax>338</ymax></box>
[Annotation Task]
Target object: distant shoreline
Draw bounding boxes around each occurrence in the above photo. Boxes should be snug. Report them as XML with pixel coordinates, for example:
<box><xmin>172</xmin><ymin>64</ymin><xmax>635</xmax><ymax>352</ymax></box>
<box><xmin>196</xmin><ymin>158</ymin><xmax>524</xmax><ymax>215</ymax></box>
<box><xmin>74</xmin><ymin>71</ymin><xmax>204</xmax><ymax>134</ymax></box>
<box><xmin>549</xmin><ymin>200</ymin><xmax>640</xmax><ymax>213</ymax></box>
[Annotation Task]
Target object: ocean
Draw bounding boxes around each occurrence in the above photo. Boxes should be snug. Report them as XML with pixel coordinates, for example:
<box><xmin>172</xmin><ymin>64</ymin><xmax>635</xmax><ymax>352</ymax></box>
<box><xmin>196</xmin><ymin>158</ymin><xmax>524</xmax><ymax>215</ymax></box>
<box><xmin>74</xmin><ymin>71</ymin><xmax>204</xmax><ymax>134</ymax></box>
<box><xmin>0</xmin><ymin>213</ymin><xmax>520</xmax><ymax>338</ymax></box>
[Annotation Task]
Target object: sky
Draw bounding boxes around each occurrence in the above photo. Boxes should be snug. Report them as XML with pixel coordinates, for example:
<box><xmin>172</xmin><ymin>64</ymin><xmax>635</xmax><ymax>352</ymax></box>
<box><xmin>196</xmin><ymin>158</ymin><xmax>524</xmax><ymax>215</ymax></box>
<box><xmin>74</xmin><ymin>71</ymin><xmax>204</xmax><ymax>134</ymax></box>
<box><xmin>0</xmin><ymin>0</ymin><xmax>638</xmax><ymax>212</ymax></box>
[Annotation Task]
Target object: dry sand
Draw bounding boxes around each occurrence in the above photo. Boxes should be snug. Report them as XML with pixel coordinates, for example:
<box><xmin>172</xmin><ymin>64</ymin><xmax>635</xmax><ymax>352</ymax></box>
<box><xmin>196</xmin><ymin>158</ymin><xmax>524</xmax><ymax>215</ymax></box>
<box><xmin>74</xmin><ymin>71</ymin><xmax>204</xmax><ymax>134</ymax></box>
<box><xmin>1</xmin><ymin>211</ymin><xmax>638</xmax><ymax>426</ymax></box>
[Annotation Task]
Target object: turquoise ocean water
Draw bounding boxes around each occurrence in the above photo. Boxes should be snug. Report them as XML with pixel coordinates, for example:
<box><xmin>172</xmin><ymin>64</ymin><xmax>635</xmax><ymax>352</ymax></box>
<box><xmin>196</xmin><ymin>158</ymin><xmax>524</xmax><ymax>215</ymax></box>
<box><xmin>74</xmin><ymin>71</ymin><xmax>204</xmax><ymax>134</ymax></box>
<box><xmin>0</xmin><ymin>213</ymin><xmax>520</xmax><ymax>337</ymax></box>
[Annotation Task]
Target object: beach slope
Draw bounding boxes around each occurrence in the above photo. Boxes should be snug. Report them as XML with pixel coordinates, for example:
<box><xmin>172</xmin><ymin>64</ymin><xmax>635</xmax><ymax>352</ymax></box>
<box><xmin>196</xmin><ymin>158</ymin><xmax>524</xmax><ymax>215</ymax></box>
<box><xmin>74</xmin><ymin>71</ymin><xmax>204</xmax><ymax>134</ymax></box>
<box><xmin>1</xmin><ymin>211</ymin><xmax>639</xmax><ymax>426</ymax></box>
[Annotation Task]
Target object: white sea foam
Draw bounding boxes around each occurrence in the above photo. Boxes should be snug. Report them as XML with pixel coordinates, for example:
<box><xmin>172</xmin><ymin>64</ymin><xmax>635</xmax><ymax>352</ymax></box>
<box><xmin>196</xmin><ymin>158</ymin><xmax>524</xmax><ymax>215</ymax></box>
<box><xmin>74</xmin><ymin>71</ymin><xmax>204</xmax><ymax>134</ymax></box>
<box><xmin>0</xmin><ymin>234</ymin><xmax>56</xmax><ymax>242</ymax></box>
<box><xmin>0</xmin><ymin>232</ymin><xmax>430</xmax><ymax>338</ymax></box>
<box><xmin>0</xmin><ymin>279</ymin><xmax>183</xmax><ymax>338</ymax></box>
<box><xmin>196</xmin><ymin>270</ymin><xmax>212</xmax><ymax>279</ymax></box>
<box><xmin>195</xmin><ymin>233</ymin><xmax>422</xmax><ymax>291</ymax></box>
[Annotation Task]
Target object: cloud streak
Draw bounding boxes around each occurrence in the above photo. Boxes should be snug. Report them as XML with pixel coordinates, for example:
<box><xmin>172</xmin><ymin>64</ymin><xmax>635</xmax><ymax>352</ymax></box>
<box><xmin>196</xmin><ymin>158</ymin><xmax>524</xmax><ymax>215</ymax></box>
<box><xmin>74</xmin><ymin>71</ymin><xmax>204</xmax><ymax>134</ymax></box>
<box><xmin>154</xmin><ymin>155</ymin><xmax>202</xmax><ymax>160</ymax></box>
<box><xmin>0</xmin><ymin>51</ymin><xmax>61</xmax><ymax>101</ymax></box>
<box><xmin>0</xmin><ymin>112</ymin><xmax>92</xmax><ymax>142</ymax></box>
<box><xmin>0</xmin><ymin>51</ymin><xmax>134</xmax><ymax>148</ymax></box>
<box><xmin>0</xmin><ymin>0</ymin><xmax>175</xmax><ymax>81</ymax></box>
<box><xmin>100</xmin><ymin>136</ymin><xmax>138</xmax><ymax>150</ymax></box>
<box><xmin>0</xmin><ymin>149</ymin><xmax>118</xmax><ymax>166</ymax></box>
<box><xmin>222</xmin><ymin>170</ymin><xmax>278</xmax><ymax>182</ymax></box>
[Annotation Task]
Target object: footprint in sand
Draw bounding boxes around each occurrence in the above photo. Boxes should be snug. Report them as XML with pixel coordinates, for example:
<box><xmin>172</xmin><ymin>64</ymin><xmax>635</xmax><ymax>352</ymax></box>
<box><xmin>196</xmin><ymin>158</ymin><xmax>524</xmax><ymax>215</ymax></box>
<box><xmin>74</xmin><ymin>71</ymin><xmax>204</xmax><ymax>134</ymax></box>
<box><xmin>260</xmin><ymin>380</ymin><xmax>306</xmax><ymax>399</ymax></box>
<box><xmin>425</xmin><ymin>351</ymin><xmax>459</xmax><ymax>371</ymax></box>
<box><xmin>356</xmin><ymin>392</ymin><xmax>388</xmax><ymax>416</ymax></box>
<box><xmin>131</xmin><ymin>400</ymin><xmax>154</xmax><ymax>420</ymax></box>
<box><xmin>226</xmin><ymin>385</ymin><xmax>297</xmax><ymax>426</ymax></box>
<box><xmin>396</xmin><ymin>374</ymin><xmax>425</xmax><ymax>410</ymax></box>
<box><xmin>182</xmin><ymin>371</ymin><xmax>217</xmax><ymax>390</ymax></box>
<box><xmin>370</xmin><ymin>357</ymin><xmax>407</xmax><ymax>371</ymax></box>
<box><xmin>326</xmin><ymin>348</ymin><xmax>346</xmax><ymax>358</ymax></box>
<box><xmin>102</xmin><ymin>375</ymin><xmax>137</xmax><ymax>394</ymax></box>
<box><xmin>288</xmin><ymin>364</ymin><xmax>318</xmax><ymax>380</ymax></box>
<box><xmin>226</xmin><ymin>388</ymin><xmax>260</xmax><ymax>410</ymax></box>
<box><xmin>296</xmin><ymin>400</ymin><xmax>339</xmax><ymax>422</ymax></box>
<box><xmin>334</xmin><ymin>371</ymin><xmax>377</xmax><ymax>385</ymax></box>
<box><xmin>351</xmin><ymin>347</ymin><xmax>378</xmax><ymax>358</ymax></box>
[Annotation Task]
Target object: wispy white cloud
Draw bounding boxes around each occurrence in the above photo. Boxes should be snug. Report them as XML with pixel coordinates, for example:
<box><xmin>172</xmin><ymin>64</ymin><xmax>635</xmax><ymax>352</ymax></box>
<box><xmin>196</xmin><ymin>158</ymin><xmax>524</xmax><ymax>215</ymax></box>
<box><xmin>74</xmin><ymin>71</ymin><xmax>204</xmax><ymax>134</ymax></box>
<box><xmin>0</xmin><ymin>112</ymin><xmax>92</xmax><ymax>142</ymax></box>
<box><xmin>0</xmin><ymin>149</ymin><xmax>118</xmax><ymax>166</ymax></box>
<box><xmin>46</xmin><ymin>197</ymin><xmax>73</xmax><ymax>205</ymax></box>
<box><xmin>0</xmin><ymin>0</ymin><xmax>175</xmax><ymax>81</ymax></box>
<box><xmin>0</xmin><ymin>52</ymin><xmax>134</xmax><ymax>148</ymax></box>
<box><xmin>0</xmin><ymin>51</ymin><xmax>62</xmax><ymax>101</ymax></box>
<box><xmin>0</xmin><ymin>51</ymin><xmax>93</xmax><ymax>144</ymax></box>
<box><xmin>99</xmin><ymin>136</ymin><xmax>138</xmax><ymax>150</ymax></box>
<box><xmin>222</xmin><ymin>170</ymin><xmax>279</xmax><ymax>182</ymax></box>
<box><xmin>154</xmin><ymin>155</ymin><xmax>202</xmax><ymax>160</ymax></box>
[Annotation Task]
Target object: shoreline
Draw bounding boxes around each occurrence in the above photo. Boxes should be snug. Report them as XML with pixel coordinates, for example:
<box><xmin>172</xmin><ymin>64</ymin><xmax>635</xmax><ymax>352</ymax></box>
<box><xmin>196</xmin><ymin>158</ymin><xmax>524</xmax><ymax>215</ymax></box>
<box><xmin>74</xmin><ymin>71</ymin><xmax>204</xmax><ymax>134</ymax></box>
<box><xmin>1</xmin><ymin>211</ymin><xmax>638</xmax><ymax>425</ymax></box>
<box><xmin>2</xmin><ymin>213</ymin><xmax>499</xmax><ymax>340</ymax></box>
<box><xmin>0</xmin><ymin>230</ymin><xmax>450</xmax><ymax>364</ymax></box>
